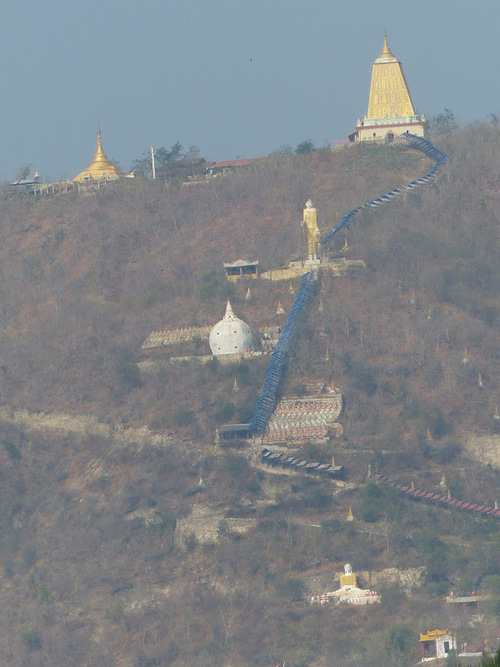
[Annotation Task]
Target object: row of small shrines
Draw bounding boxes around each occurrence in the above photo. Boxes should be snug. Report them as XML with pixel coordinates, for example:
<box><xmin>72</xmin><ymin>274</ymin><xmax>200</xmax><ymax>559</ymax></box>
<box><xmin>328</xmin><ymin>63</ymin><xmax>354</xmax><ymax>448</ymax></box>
<box><xmin>260</xmin><ymin>448</ymin><xmax>345</xmax><ymax>478</ymax></box>
<box><xmin>373</xmin><ymin>473</ymin><xmax>500</xmax><ymax>519</ymax></box>
<box><xmin>260</xmin><ymin>450</ymin><xmax>500</xmax><ymax>521</ymax></box>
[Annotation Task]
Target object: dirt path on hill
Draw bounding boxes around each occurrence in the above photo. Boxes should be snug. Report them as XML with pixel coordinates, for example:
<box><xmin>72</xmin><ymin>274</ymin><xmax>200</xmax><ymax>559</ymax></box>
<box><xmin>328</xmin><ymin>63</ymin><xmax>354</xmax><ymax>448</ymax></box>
<box><xmin>0</xmin><ymin>406</ymin><xmax>174</xmax><ymax>449</ymax></box>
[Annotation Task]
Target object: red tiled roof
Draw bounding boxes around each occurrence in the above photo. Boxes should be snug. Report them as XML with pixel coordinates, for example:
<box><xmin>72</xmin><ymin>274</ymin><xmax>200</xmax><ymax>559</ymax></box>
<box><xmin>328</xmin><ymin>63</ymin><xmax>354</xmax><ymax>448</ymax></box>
<box><xmin>207</xmin><ymin>158</ymin><xmax>258</xmax><ymax>169</ymax></box>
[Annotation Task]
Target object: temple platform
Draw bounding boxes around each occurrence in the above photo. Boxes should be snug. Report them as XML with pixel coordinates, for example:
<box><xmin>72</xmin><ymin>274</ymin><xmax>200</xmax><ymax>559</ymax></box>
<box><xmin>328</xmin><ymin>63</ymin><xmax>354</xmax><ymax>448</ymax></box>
<box><xmin>260</xmin><ymin>257</ymin><xmax>365</xmax><ymax>281</ymax></box>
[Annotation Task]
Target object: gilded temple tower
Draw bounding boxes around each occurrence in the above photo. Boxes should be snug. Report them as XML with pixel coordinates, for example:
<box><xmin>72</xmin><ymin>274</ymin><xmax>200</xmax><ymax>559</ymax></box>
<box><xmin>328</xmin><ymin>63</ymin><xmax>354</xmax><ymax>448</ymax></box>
<box><xmin>351</xmin><ymin>35</ymin><xmax>426</xmax><ymax>142</ymax></box>
<box><xmin>73</xmin><ymin>128</ymin><xmax>134</xmax><ymax>182</ymax></box>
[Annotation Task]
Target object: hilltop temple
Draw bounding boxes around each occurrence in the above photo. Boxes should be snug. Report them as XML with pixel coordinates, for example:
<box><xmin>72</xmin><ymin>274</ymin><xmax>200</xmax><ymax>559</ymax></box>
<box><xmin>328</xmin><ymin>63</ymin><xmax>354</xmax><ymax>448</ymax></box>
<box><xmin>350</xmin><ymin>35</ymin><xmax>426</xmax><ymax>142</ymax></box>
<box><xmin>73</xmin><ymin>129</ymin><xmax>134</xmax><ymax>182</ymax></box>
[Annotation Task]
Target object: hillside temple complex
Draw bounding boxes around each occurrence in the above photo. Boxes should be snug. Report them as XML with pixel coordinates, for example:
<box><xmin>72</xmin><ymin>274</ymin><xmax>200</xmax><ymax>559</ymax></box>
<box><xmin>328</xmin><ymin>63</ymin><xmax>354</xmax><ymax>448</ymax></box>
<box><xmin>350</xmin><ymin>34</ymin><xmax>426</xmax><ymax>142</ymax></box>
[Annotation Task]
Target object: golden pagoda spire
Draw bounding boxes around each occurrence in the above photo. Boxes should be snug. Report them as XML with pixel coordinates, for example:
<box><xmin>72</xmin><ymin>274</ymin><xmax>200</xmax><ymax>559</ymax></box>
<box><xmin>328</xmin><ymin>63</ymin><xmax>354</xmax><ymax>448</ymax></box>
<box><xmin>74</xmin><ymin>128</ymin><xmax>131</xmax><ymax>182</ymax></box>
<box><xmin>354</xmin><ymin>35</ymin><xmax>425</xmax><ymax>142</ymax></box>
<box><xmin>96</xmin><ymin>127</ymin><xmax>103</xmax><ymax>155</ymax></box>
<box><xmin>380</xmin><ymin>33</ymin><xmax>394</xmax><ymax>59</ymax></box>
<box><xmin>366</xmin><ymin>35</ymin><xmax>416</xmax><ymax>120</ymax></box>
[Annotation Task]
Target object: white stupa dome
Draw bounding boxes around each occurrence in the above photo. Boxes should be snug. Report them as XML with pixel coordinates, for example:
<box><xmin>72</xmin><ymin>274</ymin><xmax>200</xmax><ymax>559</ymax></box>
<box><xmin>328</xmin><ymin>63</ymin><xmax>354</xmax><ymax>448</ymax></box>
<box><xmin>209</xmin><ymin>301</ymin><xmax>254</xmax><ymax>356</ymax></box>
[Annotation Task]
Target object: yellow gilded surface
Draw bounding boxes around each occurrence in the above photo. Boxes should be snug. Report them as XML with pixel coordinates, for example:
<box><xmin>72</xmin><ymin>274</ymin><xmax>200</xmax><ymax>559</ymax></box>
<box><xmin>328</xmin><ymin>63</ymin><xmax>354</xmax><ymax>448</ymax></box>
<box><xmin>302</xmin><ymin>200</ymin><xmax>320</xmax><ymax>258</ymax></box>
<box><xmin>420</xmin><ymin>629</ymin><xmax>450</xmax><ymax>642</ymax></box>
<box><xmin>366</xmin><ymin>35</ymin><xmax>416</xmax><ymax>120</ymax></box>
<box><xmin>74</xmin><ymin>129</ymin><xmax>126</xmax><ymax>182</ymax></box>
<box><xmin>340</xmin><ymin>572</ymin><xmax>358</xmax><ymax>588</ymax></box>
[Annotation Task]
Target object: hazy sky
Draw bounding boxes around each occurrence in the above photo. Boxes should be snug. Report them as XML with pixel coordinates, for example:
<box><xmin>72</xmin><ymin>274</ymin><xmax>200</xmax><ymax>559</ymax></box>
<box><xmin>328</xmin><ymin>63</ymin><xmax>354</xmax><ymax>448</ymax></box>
<box><xmin>1</xmin><ymin>0</ymin><xmax>498</xmax><ymax>182</ymax></box>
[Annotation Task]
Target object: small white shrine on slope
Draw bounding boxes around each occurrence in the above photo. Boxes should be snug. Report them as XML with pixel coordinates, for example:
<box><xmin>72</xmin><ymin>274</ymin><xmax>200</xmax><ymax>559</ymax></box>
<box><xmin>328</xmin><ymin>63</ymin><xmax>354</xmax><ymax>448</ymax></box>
<box><xmin>209</xmin><ymin>301</ymin><xmax>254</xmax><ymax>356</ymax></box>
<box><xmin>311</xmin><ymin>563</ymin><xmax>380</xmax><ymax>606</ymax></box>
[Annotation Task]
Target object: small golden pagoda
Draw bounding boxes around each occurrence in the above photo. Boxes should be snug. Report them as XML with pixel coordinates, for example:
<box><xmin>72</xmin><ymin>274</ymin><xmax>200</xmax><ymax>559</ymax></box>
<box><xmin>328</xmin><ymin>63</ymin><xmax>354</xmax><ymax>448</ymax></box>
<box><xmin>74</xmin><ymin>128</ymin><xmax>134</xmax><ymax>182</ymax></box>
<box><xmin>352</xmin><ymin>35</ymin><xmax>426</xmax><ymax>142</ymax></box>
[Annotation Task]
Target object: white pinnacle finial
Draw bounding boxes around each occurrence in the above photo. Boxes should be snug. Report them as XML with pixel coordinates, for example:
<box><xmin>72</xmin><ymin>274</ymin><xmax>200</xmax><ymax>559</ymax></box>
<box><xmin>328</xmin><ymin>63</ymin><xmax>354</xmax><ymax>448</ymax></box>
<box><xmin>224</xmin><ymin>301</ymin><xmax>235</xmax><ymax>319</ymax></box>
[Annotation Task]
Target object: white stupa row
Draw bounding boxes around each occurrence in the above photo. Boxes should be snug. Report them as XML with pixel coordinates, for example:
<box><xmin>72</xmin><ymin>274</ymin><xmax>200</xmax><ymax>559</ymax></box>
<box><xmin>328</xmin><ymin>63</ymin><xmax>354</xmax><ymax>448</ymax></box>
<box><xmin>209</xmin><ymin>301</ymin><xmax>254</xmax><ymax>356</ymax></box>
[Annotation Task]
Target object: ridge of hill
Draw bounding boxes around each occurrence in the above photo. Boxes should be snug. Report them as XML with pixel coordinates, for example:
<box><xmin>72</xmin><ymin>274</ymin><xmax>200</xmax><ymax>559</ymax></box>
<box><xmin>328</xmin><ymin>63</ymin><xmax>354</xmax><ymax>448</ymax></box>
<box><xmin>1</xmin><ymin>125</ymin><xmax>500</xmax><ymax>665</ymax></box>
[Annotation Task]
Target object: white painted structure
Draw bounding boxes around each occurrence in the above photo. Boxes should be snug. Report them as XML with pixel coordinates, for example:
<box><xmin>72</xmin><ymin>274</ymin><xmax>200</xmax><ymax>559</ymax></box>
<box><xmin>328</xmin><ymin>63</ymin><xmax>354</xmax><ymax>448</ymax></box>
<box><xmin>209</xmin><ymin>301</ymin><xmax>254</xmax><ymax>356</ymax></box>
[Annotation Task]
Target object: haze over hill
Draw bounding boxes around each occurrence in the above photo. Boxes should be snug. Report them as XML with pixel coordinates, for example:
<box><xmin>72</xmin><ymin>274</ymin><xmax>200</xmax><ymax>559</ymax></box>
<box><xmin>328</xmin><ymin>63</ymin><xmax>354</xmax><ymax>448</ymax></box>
<box><xmin>1</xmin><ymin>124</ymin><xmax>500</xmax><ymax>665</ymax></box>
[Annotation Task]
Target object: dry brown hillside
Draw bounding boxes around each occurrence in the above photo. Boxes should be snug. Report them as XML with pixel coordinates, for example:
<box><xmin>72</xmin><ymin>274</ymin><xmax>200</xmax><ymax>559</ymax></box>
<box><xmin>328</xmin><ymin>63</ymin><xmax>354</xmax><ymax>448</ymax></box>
<box><xmin>1</xmin><ymin>126</ymin><xmax>500</xmax><ymax>666</ymax></box>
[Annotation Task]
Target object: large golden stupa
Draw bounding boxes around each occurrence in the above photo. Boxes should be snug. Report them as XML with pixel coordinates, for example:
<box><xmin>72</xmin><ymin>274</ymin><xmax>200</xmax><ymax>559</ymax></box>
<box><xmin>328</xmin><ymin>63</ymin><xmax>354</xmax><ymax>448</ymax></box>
<box><xmin>73</xmin><ymin>129</ymin><xmax>134</xmax><ymax>182</ymax></box>
<box><xmin>351</xmin><ymin>35</ymin><xmax>426</xmax><ymax>142</ymax></box>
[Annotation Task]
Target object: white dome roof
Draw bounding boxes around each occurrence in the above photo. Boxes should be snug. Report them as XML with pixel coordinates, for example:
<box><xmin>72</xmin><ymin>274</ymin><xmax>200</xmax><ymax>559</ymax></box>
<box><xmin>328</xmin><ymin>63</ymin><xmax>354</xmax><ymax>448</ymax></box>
<box><xmin>209</xmin><ymin>301</ymin><xmax>254</xmax><ymax>356</ymax></box>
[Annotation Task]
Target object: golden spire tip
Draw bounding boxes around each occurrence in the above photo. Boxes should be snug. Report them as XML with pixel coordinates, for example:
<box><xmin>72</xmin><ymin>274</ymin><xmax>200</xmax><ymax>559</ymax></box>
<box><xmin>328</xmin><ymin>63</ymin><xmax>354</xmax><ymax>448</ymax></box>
<box><xmin>380</xmin><ymin>33</ymin><xmax>394</xmax><ymax>58</ymax></box>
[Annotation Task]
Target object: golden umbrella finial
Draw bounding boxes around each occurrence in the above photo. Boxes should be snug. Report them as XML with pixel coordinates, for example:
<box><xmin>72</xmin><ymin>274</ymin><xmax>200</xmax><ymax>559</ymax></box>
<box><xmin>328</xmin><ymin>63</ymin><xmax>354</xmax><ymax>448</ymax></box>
<box><xmin>380</xmin><ymin>34</ymin><xmax>394</xmax><ymax>58</ymax></box>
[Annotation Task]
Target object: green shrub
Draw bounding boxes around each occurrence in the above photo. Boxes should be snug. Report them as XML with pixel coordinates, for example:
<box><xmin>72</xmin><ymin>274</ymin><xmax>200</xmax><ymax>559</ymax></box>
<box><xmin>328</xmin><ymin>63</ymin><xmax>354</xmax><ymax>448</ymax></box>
<box><xmin>39</xmin><ymin>585</ymin><xmax>52</xmax><ymax>603</ymax></box>
<box><xmin>361</xmin><ymin>506</ymin><xmax>378</xmax><ymax>523</ymax></box>
<box><xmin>21</xmin><ymin>626</ymin><xmax>42</xmax><ymax>650</ymax></box>
<box><xmin>114</xmin><ymin>346</ymin><xmax>142</xmax><ymax>392</ymax></box>
<box><xmin>4</xmin><ymin>441</ymin><xmax>21</xmax><ymax>462</ymax></box>
<box><xmin>172</xmin><ymin>408</ymin><xmax>195</xmax><ymax>427</ymax></box>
